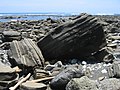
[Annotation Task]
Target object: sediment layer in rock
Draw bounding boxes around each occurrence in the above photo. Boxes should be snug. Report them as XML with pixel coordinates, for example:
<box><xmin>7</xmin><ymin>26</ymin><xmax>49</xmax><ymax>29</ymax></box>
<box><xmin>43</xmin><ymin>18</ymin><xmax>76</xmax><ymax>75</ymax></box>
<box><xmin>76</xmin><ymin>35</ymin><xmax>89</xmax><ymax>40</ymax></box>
<box><xmin>38</xmin><ymin>13</ymin><xmax>106</xmax><ymax>60</ymax></box>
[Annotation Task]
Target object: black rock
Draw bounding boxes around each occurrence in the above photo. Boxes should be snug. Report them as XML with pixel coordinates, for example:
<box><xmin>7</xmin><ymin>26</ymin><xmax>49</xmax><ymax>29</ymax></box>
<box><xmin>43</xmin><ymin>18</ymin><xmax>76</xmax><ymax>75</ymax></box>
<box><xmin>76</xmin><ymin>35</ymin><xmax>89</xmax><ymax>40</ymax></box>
<box><xmin>38</xmin><ymin>13</ymin><xmax>106</xmax><ymax>60</ymax></box>
<box><xmin>50</xmin><ymin>66</ymin><xmax>83</xmax><ymax>90</ymax></box>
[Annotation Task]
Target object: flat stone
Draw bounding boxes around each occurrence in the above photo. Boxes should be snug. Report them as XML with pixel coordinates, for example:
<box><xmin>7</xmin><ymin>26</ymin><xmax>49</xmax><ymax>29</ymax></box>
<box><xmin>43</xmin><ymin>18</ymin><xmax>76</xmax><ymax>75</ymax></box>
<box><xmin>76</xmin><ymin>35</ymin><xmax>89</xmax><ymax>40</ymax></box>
<box><xmin>0</xmin><ymin>65</ymin><xmax>16</xmax><ymax>81</ymax></box>
<box><xmin>3</xmin><ymin>31</ymin><xmax>21</xmax><ymax>36</ymax></box>
<box><xmin>20</xmin><ymin>81</ymin><xmax>47</xmax><ymax>90</ymax></box>
<box><xmin>110</xmin><ymin>36</ymin><xmax>120</xmax><ymax>40</ymax></box>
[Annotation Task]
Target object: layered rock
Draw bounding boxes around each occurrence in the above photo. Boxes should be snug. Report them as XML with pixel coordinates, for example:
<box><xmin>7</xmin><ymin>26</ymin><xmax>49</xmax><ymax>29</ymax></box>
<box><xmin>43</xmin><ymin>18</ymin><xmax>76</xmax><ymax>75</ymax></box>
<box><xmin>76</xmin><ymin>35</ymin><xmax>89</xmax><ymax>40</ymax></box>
<box><xmin>8</xmin><ymin>38</ymin><xmax>44</xmax><ymax>67</ymax></box>
<box><xmin>2</xmin><ymin>30</ymin><xmax>21</xmax><ymax>42</ymax></box>
<box><xmin>38</xmin><ymin>13</ymin><xmax>106</xmax><ymax>60</ymax></box>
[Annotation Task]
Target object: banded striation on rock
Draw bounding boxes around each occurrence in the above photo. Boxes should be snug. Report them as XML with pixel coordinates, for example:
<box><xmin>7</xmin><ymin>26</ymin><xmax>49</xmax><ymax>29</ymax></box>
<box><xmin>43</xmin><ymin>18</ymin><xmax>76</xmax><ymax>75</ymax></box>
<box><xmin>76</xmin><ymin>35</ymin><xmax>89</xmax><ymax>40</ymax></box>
<box><xmin>8</xmin><ymin>38</ymin><xmax>44</xmax><ymax>67</ymax></box>
<box><xmin>37</xmin><ymin>13</ymin><xmax>106</xmax><ymax>60</ymax></box>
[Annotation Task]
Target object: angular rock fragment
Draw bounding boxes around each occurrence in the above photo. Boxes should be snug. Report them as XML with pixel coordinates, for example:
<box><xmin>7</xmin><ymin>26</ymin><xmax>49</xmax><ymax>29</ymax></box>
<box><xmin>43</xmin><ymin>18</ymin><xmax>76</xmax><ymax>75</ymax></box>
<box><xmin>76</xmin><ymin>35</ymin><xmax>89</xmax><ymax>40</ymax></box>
<box><xmin>8</xmin><ymin>38</ymin><xmax>44</xmax><ymax>67</ymax></box>
<box><xmin>66</xmin><ymin>76</ymin><xmax>99</xmax><ymax>90</ymax></box>
<box><xmin>33</xmin><ymin>69</ymin><xmax>50</xmax><ymax>79</ymax></box>
<box><xmin>2</xmin><ymin>30</ymin><xmax>21</xmax><ymax>42</ymax></box>
<box><xmin>38</xmin><ymin>13</ymin><xmax>106</xmax><ymax>60</ymax></box>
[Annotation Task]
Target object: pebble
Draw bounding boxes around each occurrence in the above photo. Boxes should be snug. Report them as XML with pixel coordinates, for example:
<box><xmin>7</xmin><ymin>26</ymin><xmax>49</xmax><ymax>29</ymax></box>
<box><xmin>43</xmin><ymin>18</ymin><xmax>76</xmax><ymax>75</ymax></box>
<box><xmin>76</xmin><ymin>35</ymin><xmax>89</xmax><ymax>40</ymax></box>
<box><xmin>82</xmin><ymin>61</ymin><xmax>87</xmax><ymax>65</ymax></box>
<box><xmin>101</xmin><ymin>69</ymin><xmax>107</xmax><ymax>74</ymax></box>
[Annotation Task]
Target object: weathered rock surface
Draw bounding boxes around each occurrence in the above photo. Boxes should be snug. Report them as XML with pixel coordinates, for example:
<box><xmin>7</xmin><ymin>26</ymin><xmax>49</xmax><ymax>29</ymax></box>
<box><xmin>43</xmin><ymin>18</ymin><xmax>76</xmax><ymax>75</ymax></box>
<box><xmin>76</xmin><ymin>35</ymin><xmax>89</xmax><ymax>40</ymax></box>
<box><xmin>38</xmin><ymin>13</ymin><xmax>106</xmax><ymax>60</ymax></box>
<box><xmin>0</xmin><ymin>13</ymin><xmax>120</xmax><ymax>90</ymax></box>
<box><xmin>8</xmin><ymin>38</ymin><xmax>45</xmax><ymax>67</ymax></box>
<box><xmin>99</xmin><ymin>78</ymin><xmax>120</xmax><ymax>90</ymax></box>
<box><xmin>66</xmin><ymin>76</ymin><xmax>98</xmax><ymax>90</ymax></box>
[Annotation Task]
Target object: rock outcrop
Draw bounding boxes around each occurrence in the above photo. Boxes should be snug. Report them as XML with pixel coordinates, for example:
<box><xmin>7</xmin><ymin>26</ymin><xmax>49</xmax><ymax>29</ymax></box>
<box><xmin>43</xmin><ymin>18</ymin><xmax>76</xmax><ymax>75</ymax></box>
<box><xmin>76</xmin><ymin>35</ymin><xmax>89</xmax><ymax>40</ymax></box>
<box><xmin>38</xmin><ymin>13</ymin><xmax>106</xmax><ymax>60</ymax></box>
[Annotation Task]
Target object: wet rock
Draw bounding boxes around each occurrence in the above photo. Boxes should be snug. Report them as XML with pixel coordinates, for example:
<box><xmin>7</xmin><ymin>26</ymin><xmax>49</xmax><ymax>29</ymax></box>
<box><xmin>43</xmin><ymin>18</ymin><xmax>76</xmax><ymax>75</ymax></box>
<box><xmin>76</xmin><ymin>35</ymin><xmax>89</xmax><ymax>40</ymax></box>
<box><xmin>99</xmin><ymin>78</ymin><xmax>120</xmax><ymax>90</ymax></box>
<box><xmin>20</xmin><ymin>81</ymin><xmax>47</xmax><ymax>90</ymax></box>
<box><xmin>50</xmin><ymin>66</ymin><xmax>83</xmax><ymax>90</ymax></box>
<box><xmin>66</xmin><ymin>76</ymin><xmax>98</xmax><ymax>90</ymax></box>
<box><xmin>38</xmin><ymin>13</ymin><xmax>106</xmax><ymax>60</ymax></box>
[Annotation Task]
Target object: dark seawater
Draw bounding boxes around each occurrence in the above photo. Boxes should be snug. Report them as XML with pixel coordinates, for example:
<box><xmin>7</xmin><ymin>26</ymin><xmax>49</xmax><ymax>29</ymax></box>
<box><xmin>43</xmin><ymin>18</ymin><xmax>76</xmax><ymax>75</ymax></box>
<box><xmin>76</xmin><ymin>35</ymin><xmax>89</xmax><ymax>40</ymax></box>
<box><xmin>0</xmin><ymin>12</ymin><xmax>78</xmax><ymax>22</ymax></box>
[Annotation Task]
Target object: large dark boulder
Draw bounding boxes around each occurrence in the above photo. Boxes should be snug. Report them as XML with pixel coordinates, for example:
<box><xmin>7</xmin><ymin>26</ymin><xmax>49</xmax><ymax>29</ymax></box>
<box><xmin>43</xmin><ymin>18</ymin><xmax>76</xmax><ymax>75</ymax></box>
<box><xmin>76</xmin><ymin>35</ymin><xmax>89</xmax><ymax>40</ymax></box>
<box><xmin>37</xmin><ymin>13</ymin><xmax>106</xmax><ymax>60</ymax></box>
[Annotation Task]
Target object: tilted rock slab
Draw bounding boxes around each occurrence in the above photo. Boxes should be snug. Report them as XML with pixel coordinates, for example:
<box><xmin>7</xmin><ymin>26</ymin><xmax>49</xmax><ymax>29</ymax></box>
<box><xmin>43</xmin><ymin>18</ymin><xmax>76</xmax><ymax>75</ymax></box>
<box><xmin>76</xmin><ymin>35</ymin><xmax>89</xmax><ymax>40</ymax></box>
<box><xmin>8</xmin><ymin>38</ymin><xmax>44</xmax><ymax>67</ymax></box>
<box><xmin>37</xmin><ymin>13</ymin><xmax>106</xmax><ymax>60</ymax></box>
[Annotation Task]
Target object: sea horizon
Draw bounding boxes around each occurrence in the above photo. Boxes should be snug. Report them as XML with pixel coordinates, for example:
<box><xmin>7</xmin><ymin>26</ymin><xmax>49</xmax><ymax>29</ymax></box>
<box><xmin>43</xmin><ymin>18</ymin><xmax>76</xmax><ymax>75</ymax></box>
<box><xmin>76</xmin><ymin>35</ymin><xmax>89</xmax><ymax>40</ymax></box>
<box><xmin>0</xmin><ymin>12</ymin><xmax>120</xmax><ymax>22</ymax></box>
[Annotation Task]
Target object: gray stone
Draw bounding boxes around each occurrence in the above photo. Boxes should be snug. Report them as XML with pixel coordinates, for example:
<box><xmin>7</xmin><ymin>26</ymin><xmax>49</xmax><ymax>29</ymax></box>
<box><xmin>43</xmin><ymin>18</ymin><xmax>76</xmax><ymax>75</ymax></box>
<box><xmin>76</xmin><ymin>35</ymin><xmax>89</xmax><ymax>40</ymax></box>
<box><xmin>8</xmin><ymin>38</ymin><xmax>45</xmax><ymax>67</ymax></box>
<box><xmin>20</xmin><ymin>81</ymin><xmax>47</xmax><ymax>90</ymax></box>
<box><xmin>2</xmin><ymin>30</ymin><xmax>21</xmax><ymax>42</ymax></box>
<box><xmin>66</xmin><ymin>76</ymin><xmax>98</xmax><ymax>90</ymax></box>
<box><xmin>99</xmin><ymin>78</ymin><xmax>120</xmax><ymax>90</ymax></box>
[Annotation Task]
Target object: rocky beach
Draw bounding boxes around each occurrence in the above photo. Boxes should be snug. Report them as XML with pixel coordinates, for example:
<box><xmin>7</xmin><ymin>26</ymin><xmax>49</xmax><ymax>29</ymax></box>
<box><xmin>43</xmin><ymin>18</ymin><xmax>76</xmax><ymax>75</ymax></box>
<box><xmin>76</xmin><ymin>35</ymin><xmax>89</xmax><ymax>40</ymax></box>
<box><xmin>0</xmin><ymin>13</ymin><xmax>120</xmax><ymax>90</ymax></box>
